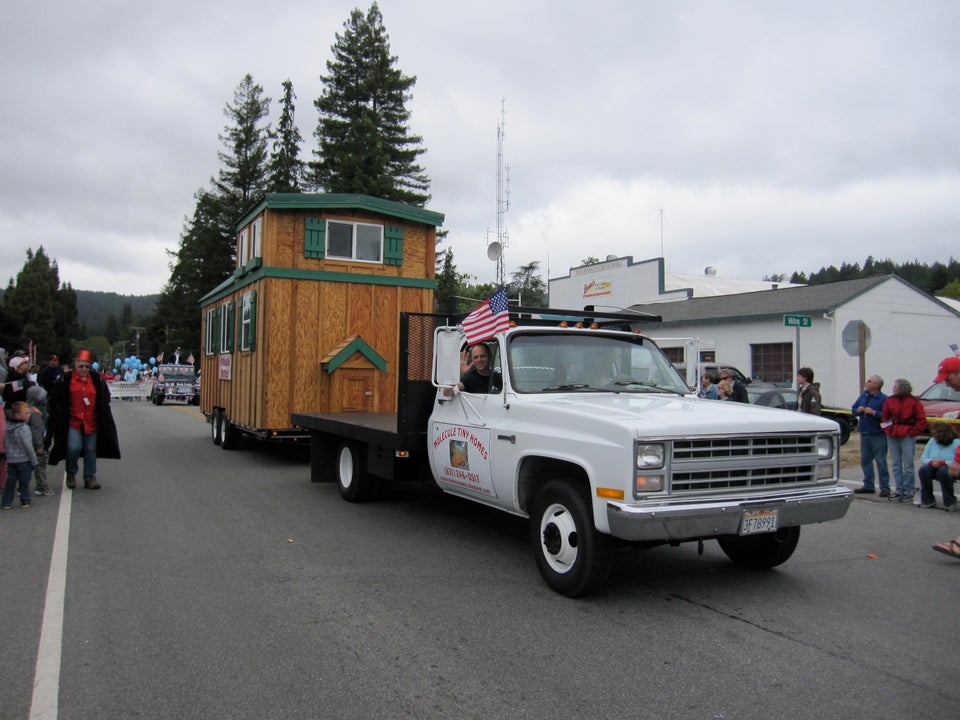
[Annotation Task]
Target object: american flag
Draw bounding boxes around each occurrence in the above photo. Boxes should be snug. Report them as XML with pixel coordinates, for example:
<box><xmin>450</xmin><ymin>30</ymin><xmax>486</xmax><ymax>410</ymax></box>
<box><xmin>462</xmin><ymin>287</ymin><xmax>510</xmax><ymax>344</ymax></box>
<box><xmin>156</xmin><ymin>351</ymin><xmax>164</xmax><ymax>363</ymax></box>
<box><xmin>951</xmin><ymin>343</ymin><xmax>960</xmax><ymax>357</ymax></box>
<box><xmin>187</xmin><ymin>353</ymin><xmax>195</xmax><ymax>365</ymax></box>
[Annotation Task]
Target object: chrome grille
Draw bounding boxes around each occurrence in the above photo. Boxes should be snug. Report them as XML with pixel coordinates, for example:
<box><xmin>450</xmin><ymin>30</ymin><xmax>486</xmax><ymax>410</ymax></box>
<box><xmin>670</xmin><ymin>435</ymin><xmax>821</xmax><ymax>493</ymax></box>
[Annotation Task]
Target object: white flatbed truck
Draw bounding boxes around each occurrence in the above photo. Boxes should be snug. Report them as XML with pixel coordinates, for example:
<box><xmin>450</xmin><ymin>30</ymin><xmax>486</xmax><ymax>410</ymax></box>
<box><xmin>295</xmin><ymin>310</ymin><xmax>852</xmax><ymax>596</ymax></box>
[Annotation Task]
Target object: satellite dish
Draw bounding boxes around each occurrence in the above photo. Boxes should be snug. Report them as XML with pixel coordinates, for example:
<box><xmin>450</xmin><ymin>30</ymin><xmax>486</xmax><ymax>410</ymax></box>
<box><xmin>486</xmin><ymin>242</ymin><xmax>502</xmax><ymax>261</ymax></box>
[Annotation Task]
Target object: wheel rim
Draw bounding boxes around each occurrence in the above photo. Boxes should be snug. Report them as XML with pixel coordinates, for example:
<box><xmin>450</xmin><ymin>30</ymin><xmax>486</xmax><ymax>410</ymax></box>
<box><xmin>539</xmin><ymin>502</ymin><xmax>579</xmax><ymax>574</ymax></box>
<box><xmin>218</xmin><ymin>414</ymin><xmax>228</xmax><ymax>444</ymax></box>
<box><xmin>338</xmin><ymin>446</ymin><xmax>354</xmax><ymax>491</ymax></box>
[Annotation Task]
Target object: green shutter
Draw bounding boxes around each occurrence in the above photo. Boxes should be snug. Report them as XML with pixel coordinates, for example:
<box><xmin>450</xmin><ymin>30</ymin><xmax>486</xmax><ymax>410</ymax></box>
<box><xmin>384</xmin><ymin>225</ymin><xmax>404</xmax><ymax>266</ymax></box>
<box><xmin>225</xmin><ymin>301</ymin><xmax>236</xmax><ymax>352</ymax></box>
<box><xmin>248</xmin><ymin>290</ymin><xmax>257</xmax><ymax>350</ymax></box>
<box><xmin>305</xmin><ymin>217</ymin><xmax>326</xmax><ymax>259</ymax></box>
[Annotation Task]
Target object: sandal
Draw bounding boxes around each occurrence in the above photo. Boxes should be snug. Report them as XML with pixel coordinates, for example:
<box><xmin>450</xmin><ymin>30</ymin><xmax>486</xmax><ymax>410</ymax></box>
<box><xmin>931</xmin><ymin>539</ymin><xmax>960</xmax><ymax>559</ymax></box>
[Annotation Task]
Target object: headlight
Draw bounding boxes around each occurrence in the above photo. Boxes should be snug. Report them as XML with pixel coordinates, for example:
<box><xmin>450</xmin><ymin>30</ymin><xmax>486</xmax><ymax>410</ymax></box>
<box><xmin>636</xmin><ymin>443</ymin><xmax>665</xmax><ymax>470</ymax></box>
<box><xmin>817</xmin><ymin>436</ymin><xmax>834</xmax><ymax>460</ymax></box>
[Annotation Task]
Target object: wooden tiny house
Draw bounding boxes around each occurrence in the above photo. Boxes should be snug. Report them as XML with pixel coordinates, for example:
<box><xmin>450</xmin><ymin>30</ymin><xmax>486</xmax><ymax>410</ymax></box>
<box><xmin>199</xmin><ymin>193</ymin><xmax>444</xmax><ymax>447</ymax></box>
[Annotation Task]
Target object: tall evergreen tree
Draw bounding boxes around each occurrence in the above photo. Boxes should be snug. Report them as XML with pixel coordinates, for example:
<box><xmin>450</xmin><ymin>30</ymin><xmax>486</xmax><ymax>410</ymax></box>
<box><xmin>312</xmin><ymin>2</ymin><xmax>431</xmax><ymax>206</ymax></box>
<box><xmin>153</xmin><ymin>189</ymin><xmax>236</xmax><ymax>356</ymax></box>
<box><xmin>267</xmin><ymin>79</ymin><xmax>306</xmax><ymax>193</ymax></box>
<box><xmin>214</xmin><ymin>73</ymin><xmax>272</xmax><ymax>219</ymax></box>
<box><xmin>1</xmin><ymin>247</ymin><xmax>75</xmax><ymax>357</ymax></box>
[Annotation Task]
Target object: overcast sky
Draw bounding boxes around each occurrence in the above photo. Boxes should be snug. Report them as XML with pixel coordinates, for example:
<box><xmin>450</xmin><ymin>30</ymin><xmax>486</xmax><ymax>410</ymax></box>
<box><xmin>2</xmin><ymin>0</ymin><xmax>958</xmax><ymax>296</ymax></box>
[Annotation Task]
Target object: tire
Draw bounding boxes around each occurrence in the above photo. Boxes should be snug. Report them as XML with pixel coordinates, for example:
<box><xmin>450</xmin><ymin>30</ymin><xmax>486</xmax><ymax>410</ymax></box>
<box><xmin>210</xmin><ymin>409</ymin><xmax>222</xmax><ymax>445</ymax></box>
<box><xmin>717</xmin><ymin>526</ymin><xmax>801</xmax><ymax>569</ymax></box>
<box><xmin>835</xmin><ymin>418</ymin><xmax>851</xmax><ymax>446</ymax></box>
<box><xmin>336</xmin><ymin>442</ymin><xmax>374</xmax><ymax>502</ymax></box>
<box><xmin>219</xmin><ymin>412</ymin><xmax>239</xmax><ymax>450</ymax></box>
<box><xmin>530</xmin><ymin>480</ymin><xmax>613</xmax><ymax>597</ymax></box>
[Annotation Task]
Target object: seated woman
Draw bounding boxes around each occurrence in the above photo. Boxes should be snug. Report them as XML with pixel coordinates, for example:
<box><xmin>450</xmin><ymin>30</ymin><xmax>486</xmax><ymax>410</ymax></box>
<box><xmin>918</xmin><ymin>421</ymin><xmax>959</xmax><ymax>510</ymax></box>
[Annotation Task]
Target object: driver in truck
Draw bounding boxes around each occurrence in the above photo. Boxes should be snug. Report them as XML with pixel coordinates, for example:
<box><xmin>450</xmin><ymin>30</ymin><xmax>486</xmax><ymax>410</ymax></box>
<box><xmin>456</xmin><ymin>343</ymin><xmax>502</xmax><ymax>394</ymax></box>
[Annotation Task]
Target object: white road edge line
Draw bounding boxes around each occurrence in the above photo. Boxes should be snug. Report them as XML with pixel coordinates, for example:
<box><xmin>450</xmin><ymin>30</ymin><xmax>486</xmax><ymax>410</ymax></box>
<box><xmin>29</xmin><ymin>476</ymin><xmax>72</xmax><ymax>720</ymax></box>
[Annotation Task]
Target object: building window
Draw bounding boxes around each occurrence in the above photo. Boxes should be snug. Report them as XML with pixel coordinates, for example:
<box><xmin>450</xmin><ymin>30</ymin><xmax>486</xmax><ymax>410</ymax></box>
<box><xmin>220</xmin><ymin>301</ymin><xmax>235</xmax><ymax>353</ymax></box>
<box><xmin>237</xmin><ymin>228</ymin><xmax>250</xmax><ymax>266</ymax></box>
<box><xmin>250</xmin><ymin>218</ymin><xmax>262</xmax><ymax>259</ymax></box>
<box><xmin>661</xmin><ymin>347</ymin><xmax>684</xmax><ymax>365</ymax></box>
<box><xmin>327</xmin><ymin>220</ymin><xmax>383</xmax><ymax>263</ymax></box>
<box><xmin>205</xmin><ymin>307</ymin><xmax>220</xmax><ymax>355</ymax></box>
<box><xmin>750</xmin><ymin>342</ymin><xmax>793</xmax><ymax>383</ymax></box>
<box><xmin>240</xmin><ymin>291</ymin><xmax>257</xmax><ymax>351</ymax></box>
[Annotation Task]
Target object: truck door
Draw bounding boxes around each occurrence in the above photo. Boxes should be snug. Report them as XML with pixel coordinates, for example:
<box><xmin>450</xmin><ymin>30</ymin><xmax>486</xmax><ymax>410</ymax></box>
<box><xmin>429</xmin><ymin>338</ymin><xmax>516</xmax><ymax>510</ymax></box>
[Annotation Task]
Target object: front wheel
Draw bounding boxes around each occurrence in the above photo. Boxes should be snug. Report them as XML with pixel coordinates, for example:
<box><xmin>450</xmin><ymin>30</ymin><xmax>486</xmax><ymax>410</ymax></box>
<box><xmin>530</xmin><ymin>480</ymin><xmax>613</xmax><ymax>597</ymax></box>
<box><xmin>717</xmin><ymin>526</ymin><xmax>801</xmax><ymax>568</ymax></box>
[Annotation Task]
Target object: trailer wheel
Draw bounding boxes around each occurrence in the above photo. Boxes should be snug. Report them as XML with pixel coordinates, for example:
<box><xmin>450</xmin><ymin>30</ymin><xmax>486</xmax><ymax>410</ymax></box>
<box><xmin>336</xmin><ymin>442</ymin><xmax>374</xmax><ymax>502</ymax></box>
<box><xmin>717</xmin><ymin>526</ymin><xmax>801</xmax><ymax>569</ymax></box>
<box><xmin>530</xmin><ymin>480</ymin><xmax>613</xmax><ymax>597</ymax></box>
<box><xmin>219</xmin><ymin>412</ymin><xmax>239</xmax><ymax>450</ymax></box>
<box><xmin>210</xmin><ymin>409</ymin><xmax>222</xmax><ymax>445</ymax></box>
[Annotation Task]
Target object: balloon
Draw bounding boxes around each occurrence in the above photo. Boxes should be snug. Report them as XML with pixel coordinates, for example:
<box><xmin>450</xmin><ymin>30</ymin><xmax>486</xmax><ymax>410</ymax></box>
<box><xmin>114</xmin><ymin>358</ymin><xmax>121</xmax><ymax>366</ymax></box>
<box><xmin>92</xmin><ymin>362</ymin><xmax>99</xmax><ymax>370</ymax></box>
<box><xmin>150</xmin><ymin>357</ymin><xmax>156</xmax><ymax>365</ymax></box>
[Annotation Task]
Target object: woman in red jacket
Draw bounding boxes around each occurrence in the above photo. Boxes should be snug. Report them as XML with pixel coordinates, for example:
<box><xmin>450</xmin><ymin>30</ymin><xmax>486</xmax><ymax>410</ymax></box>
<box><xmin>881</xmin><ymin>378</ymin><xmax>927</xmax><ymax>502</ymax></box>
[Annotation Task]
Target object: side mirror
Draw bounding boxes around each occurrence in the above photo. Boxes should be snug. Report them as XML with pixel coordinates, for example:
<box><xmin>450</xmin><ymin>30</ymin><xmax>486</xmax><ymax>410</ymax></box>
<box><xmin>433</xmin><ymin>327</ymin><xmax>463</xmax><ymax>387</ymax></box>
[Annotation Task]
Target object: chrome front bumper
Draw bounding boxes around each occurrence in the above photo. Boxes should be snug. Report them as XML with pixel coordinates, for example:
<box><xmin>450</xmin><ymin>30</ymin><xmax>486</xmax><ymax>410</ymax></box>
<box><xmin>606</xmin><ymin>485</ymin><xmax>853</xmax><ymax>542</ymax></box>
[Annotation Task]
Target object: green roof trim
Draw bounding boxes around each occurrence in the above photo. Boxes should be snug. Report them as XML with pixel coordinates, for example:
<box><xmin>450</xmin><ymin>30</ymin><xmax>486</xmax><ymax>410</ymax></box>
<box><xmin>322</xmin><ymin>336</ymin><xmax>387</xmax><ymax>374</ymax></box>
<box><xmin>199</xmin><ymin>265</ymin><xmax>436</xmax><ymax>306</ymax></box>
<box><xmin>237</xmin><ymin>193</ymin><xmax>445</xmax><ymax>230</ymax></box>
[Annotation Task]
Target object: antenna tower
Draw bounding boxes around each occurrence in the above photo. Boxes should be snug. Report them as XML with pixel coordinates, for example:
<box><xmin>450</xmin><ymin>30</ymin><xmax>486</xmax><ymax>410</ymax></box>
<box><xmin>492</xmin><ymin>99</ymin><xmax>510</xmax><ymax>286</ymax></box>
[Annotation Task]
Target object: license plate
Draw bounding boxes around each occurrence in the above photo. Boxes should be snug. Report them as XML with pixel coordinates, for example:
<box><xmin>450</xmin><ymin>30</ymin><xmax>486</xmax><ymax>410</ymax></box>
<box><xmin>739</xmin><ymin>508</ymin><xmax>779</xmax><ymax>536</ymax></box>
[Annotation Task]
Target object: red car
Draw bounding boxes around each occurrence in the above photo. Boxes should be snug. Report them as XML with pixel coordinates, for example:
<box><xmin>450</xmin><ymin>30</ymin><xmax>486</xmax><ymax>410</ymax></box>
<box><xmin>919</xmin><ymin>381</ymin><xmax>960</xmax><ymax>435</ymax></box>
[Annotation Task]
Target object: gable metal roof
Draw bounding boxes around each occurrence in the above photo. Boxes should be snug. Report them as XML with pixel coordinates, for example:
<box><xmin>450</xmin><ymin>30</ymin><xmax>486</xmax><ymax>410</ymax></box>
<box><xmin>627</xmin><ymin>274</ymin><xmax>958</xmax><ymax>326</ymax></box>
<box><xmin>236</xmin><ymin>193</ymin><xmax>445</xmax><ymax>230</ymax></box>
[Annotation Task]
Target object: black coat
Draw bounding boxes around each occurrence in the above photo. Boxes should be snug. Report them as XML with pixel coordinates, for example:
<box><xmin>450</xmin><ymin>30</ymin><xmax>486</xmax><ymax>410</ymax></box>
<box><xmin>47</xmin><ymin>369</ymin><xmax>121</xmax><ymax>465</ymax></box>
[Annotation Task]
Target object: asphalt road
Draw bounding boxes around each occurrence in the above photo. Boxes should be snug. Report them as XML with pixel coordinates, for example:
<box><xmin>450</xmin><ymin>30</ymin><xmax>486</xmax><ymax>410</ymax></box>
<box><xmin>1</xmin><ymin>401</ymin><xmax>958</xmax><ymax>720</ymax></box>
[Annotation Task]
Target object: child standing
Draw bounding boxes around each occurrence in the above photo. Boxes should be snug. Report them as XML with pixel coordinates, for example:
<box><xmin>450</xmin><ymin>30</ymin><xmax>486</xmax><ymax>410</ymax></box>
<box><xmin>3</xmin><ymin>401</ymin><xmax>38</xmax><ymax>509</ymax></box>
<box><xmin>26</xmin><ymin>385</ymin><xmax>55</xmax><ymax>496</ymax></box>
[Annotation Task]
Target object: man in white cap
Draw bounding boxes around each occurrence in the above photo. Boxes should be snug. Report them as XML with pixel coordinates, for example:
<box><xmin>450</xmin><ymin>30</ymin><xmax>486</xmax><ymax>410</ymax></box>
<box><xmin>3</xmin><ymin>354</ymin><xmax>32</xmax><ymax>421</ymax></box>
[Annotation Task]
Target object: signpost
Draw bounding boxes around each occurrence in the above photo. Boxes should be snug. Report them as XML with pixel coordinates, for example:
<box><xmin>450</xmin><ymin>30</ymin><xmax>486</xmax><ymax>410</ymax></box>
<box><xmin>784</xmin><ymin>315</ymin><xmax>813</xmax><ymax>380</ymax></box>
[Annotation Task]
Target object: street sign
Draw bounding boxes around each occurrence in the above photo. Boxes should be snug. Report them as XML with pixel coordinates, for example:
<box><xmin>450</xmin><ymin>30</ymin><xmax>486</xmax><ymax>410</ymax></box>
<box><xmin>784</xmin><ymin>314</ymin><xmax>812</xmax><ymax>328</ymax></box>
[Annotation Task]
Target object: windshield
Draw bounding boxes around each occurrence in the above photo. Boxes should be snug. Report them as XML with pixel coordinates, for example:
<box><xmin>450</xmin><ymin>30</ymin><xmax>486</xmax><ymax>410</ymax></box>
<box><xmin>920</xmin><ymin>382</ymin><xmax>960</xmax><ymax>402</ymax></box>
<box><xmin>508</xmin><ymin>332</ymin><xmax>690</xmax><ymax>394</ymax></box>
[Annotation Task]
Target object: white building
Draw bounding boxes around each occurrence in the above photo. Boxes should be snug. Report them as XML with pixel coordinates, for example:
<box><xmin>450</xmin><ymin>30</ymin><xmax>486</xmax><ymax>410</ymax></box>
<box><xmin>548</xmin><ymin>256</ymin><xmax>960</xmax><ymax>409</ymax></box>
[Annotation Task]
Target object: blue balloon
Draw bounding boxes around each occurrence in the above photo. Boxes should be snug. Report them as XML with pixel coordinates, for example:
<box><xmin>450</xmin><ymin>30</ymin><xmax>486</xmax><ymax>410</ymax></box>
<box><xmin>114</xmin><ymin>358</ymin><xmax>121</xmax><ymax>366</ymax></box>
<box><xmin>92</xmin><ymin>362</ymin><xmax>99</xmax><ymax>370</ymax></box>
<box><xmin>150</xmin><ymin>357</ymin><xmax>156</xmax><ymax>365</ymax></box>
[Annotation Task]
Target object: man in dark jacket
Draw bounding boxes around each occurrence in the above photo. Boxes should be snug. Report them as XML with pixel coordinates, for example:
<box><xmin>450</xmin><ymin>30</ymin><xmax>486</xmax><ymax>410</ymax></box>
<box><xmin>719</xmin><ymin>368</ymin><xmax>749</xmax><ymax>403</ymax></box>
<box><xmin>47</xmin><ymin>349</ymin><xmax>121</xmax><ymax>490</ymax></box>
<box><xmin>796</xmin><ymin>367</ymin><xmax>822</xmax><ymax>415</ymax></box>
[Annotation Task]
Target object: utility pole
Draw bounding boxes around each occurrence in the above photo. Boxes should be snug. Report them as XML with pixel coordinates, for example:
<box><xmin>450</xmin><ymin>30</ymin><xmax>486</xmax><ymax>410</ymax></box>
<box><xmin>130</xmin><ymin>326</ymin><xmax>145</xmax><ymax>358</ymax></box>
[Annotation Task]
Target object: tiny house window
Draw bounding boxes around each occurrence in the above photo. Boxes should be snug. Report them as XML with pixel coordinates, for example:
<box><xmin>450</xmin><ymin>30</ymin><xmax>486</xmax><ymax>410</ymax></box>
<box><xmin>240</xmin><ymin>291</ymin><xmax>257</xmax><ymax>351</ymax></box>
<box><xmin>326</xmin><ymin>220</ymin><xmax>383</xmax><ymax>263</ymax></box>
<box><xmin>205</xmin><ymin>307</ymin><xmax>220</xmax><ymax>355</ymax></box>
<box><xmin>250</xmin><ymin>218</ymin><xmax>262</xmax><ymax>259</ymax></box>
<box><xmin>220</xmin><ymin>300</ymin><xmax>235</xmax><ymax>353</ymax></box>
<box><xmin>238</xmin><ymin>228</ymin><xmax>250</xmax><ymax>266</ymax></box>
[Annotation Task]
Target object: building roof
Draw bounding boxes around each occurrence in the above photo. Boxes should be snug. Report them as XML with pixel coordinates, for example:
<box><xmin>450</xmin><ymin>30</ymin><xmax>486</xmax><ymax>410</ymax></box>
<box><xmin>628</xmin><ymin>274</ymin><xmax>959</xmax><ymax>327</ymax></box>
<box><xmin>236</xmin><ymin>193</ymin><xmax>445</xmax><ymax>229</ymax></box>
<box><xmin>664</xmin><ymin>271</ymin><xmax>801</xmax><ymax>298</ymax></box>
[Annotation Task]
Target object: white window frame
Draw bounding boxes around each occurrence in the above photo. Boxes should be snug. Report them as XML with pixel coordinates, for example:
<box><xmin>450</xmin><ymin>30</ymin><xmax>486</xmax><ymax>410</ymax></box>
<box><xmin>240</xmin><ymin>292</ymin><xmax>254</xmax><ymax>351</ymax></box>
<box><xmin>205</xmin><ymin>308</ymin><xmax>217</xmax><ymax>355</ymax></box>
<box><xmin>326</xmin><ymin>219</ymin><xmax>383</xmax><ymax>263</ymax></box>
<box><xmin>220</xmin><ymin>301</ymin><xmax>232</xmax><ymax>351</ymax></box>
<box><xmin>250</xmin><ymin>218</ymin><xmax>262</xmax><ymax>259</ymax></box>
<box><xmin>238</xmin><ymin>228</ymin><xmax>250</xmax><ymax>266</ymax></box>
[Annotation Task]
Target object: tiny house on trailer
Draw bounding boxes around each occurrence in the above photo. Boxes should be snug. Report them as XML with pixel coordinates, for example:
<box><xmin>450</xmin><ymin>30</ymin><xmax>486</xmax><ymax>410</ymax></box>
<box><xmin>198</xmin><ymin>193</ymin><xmax>444</xmax><ymax>448</ymax></box>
